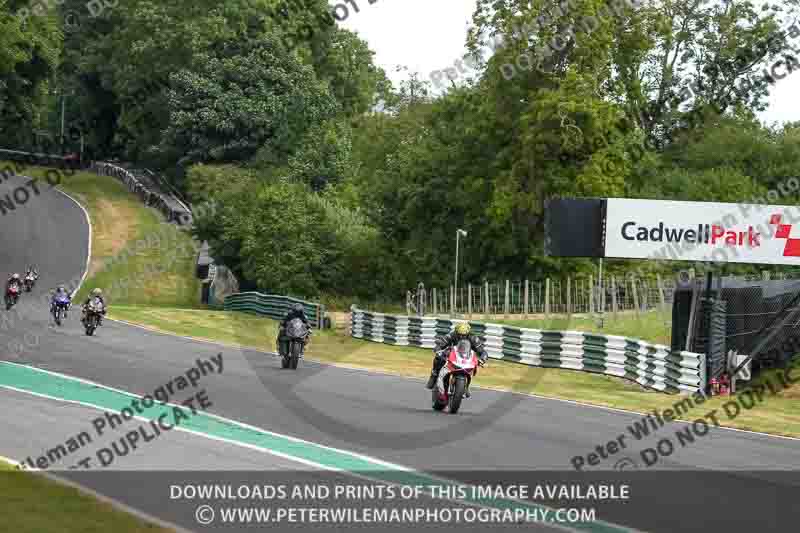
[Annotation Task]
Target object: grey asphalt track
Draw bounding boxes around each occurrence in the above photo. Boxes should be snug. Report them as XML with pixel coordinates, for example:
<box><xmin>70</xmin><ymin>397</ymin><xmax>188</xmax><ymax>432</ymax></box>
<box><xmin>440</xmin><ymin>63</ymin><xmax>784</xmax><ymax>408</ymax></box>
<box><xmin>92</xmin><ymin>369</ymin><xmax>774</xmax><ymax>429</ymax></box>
<box><xmin>3</xmin><ymin>172</ymin><xmax>800</xmax><ymax>532</ymax></box>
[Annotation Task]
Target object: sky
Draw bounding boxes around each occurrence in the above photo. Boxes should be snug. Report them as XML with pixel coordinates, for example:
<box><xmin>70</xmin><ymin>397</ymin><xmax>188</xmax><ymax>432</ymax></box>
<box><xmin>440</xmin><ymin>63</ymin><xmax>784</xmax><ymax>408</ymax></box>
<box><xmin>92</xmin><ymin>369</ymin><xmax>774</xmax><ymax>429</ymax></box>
<box><xmin>337</xmin><ymin>0</ymin><xmax>800</xmax><ymax>127</ymax></box>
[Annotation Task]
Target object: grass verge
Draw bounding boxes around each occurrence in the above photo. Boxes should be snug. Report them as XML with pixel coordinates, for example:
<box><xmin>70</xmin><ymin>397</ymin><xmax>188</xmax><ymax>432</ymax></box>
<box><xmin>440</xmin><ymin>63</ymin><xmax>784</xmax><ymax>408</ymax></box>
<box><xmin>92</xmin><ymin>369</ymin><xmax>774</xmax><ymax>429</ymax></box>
<box><xmin>110</xmin><ymin>305</ymin><xmax>800</xmax><ymax>438</ymax></box>
<box><xmin>490</xmin><ymin>311</ymin><xmax>672</xmax><ymax>345</ymax></box>
<box><xmin>0</xmin><ymin>459</ymin><xmax>170</xmax><ymax>532</ymax></box>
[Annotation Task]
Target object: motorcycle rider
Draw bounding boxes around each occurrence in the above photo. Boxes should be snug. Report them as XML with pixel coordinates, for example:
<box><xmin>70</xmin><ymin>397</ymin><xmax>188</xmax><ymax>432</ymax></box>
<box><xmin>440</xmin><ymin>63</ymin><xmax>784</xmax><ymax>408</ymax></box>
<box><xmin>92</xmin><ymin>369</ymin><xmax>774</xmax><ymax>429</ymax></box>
<box><xmin>25</xmin><ymin>265</ymin><xmax>38</xmax><ymax>280</ymax></box>
<box><xmin>50</xmin><ymin>286</ymin><xmax>72</xmax><ymax>316</ymax></box>
<box><xmin>6</xmin><ymin>273</ymin><xmax>22</xmax><ymax>293</ymax></box>
<box><xmin>277</xmin><ymin>303</ymin><xmax>311</xmax><ymax>357</ymax></box>
<box><xmin>81</xmin><ymin>288</ymin><xmax>107</xmax><ymax>325</ymax></box>
<box><xmin>426</xmin><ymin>322</ymin><xmax>488</xmax><ymax>398</ymax></box>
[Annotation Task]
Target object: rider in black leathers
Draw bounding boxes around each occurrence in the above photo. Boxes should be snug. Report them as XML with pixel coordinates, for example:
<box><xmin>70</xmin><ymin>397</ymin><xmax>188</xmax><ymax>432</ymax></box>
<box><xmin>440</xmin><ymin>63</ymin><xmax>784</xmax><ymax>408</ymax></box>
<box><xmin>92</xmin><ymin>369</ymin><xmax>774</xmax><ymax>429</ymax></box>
<box><xmin>426</xmin><ymin>322</ymin><xmax>488</xmax><ymax>398</ymax></box>
<box><xmin>81</xmin><ymin>288</ymin><xmax>107</xmax><ymax>325</ymax></box>
<box><xmin>278</xmin><ymin>303</ymin><xmax>311</xmax><ymax>357</ymax></box>
<box><xmin>6</xmin><ymin>273</ymin><xmax>22</xmax><ymax>292</ymax></box>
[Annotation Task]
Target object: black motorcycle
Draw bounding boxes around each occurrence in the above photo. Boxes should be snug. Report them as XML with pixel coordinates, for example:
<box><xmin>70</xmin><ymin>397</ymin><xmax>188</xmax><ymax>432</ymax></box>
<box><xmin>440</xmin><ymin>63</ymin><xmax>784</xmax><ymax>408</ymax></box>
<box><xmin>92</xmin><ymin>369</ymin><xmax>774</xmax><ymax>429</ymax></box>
<box><xmin>23</xmin><ymin>273</ymin><xmax>37</xmax><ymax>292</ymax></box>
<box><xmin>83</xmin><ymin>297</ymin><xmax>104</xmax><ymax>336</ymax></box>
<box><xmin>280</xmin><ymin>318</ymin><xmax>310</xmax><ymax>370</ymax></box>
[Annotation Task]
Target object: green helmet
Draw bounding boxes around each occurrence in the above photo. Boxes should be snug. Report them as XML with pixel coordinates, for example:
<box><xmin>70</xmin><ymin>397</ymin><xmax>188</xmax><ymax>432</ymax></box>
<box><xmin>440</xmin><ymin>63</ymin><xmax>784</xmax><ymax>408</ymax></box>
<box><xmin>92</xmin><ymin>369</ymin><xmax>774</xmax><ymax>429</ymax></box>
<box><xmin>92</xmin><ymin>288</ymin><xmax>102</xmax><ymax>296</ymax></box>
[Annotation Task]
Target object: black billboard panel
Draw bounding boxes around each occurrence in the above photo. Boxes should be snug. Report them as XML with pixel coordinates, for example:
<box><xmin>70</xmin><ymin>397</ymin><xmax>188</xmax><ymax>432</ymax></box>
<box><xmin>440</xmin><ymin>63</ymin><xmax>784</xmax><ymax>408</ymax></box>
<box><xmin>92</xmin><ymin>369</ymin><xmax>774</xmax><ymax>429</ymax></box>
<box><xmin>544</xmin><ymin>198</ymin><xmax>605</xmax><ymax>257</ymax></box>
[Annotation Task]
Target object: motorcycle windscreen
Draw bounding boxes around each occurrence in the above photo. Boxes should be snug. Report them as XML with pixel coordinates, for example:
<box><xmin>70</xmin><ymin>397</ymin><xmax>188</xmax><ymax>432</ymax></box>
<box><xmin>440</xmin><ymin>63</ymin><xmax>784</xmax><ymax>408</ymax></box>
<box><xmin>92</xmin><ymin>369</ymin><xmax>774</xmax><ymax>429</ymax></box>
<box><xmin>456</xmin><ymin>339</ymin><xmax>472</xmax><ymax>357</ymax></box>
<box><xmin>286</xmin><ymin>318</ymin><xmax>307</xmax><ymax>338</ymax></box>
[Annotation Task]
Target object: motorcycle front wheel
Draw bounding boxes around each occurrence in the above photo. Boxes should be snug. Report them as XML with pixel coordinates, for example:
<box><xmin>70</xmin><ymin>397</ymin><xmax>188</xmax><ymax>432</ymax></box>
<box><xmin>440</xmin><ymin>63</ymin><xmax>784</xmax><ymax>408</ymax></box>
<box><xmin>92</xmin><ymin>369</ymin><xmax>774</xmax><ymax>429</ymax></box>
<box><xmin>289</xmin><ymin>340</ymin><xmax>302</xmax><ymax>370</ymax></box>
<box><xmin>448</xmin><ymin>375</ymin><xmax>467</xmax><ymax>414</ymax></box>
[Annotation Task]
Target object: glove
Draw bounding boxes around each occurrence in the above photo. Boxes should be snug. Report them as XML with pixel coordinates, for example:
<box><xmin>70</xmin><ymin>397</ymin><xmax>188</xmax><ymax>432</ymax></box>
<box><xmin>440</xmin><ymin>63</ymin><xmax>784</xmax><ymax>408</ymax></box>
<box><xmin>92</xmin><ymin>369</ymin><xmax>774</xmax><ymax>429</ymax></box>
<box><xmin>479</xmin><ymin>355</ymin><xmax>488</xmax><ymax>366</ymax></box>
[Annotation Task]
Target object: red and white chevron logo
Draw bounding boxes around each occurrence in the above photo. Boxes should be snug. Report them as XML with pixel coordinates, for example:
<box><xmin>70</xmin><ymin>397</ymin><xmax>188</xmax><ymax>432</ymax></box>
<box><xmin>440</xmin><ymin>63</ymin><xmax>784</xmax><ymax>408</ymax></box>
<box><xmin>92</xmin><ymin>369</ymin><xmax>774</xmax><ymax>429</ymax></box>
<box><xmin>769</xmin><ymin>214</ymin><xmax>800</xmax><ymax>256</ymax></box>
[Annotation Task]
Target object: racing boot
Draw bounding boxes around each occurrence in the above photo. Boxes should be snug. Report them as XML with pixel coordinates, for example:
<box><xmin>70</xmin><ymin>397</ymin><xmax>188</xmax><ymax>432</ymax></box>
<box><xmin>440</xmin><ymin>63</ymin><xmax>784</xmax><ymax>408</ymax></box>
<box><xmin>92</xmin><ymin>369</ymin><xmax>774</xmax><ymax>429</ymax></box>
<box><xmin>426</xmin><ymin>356</ymin><xmax>444</xmax><ymax>389</ymax></box>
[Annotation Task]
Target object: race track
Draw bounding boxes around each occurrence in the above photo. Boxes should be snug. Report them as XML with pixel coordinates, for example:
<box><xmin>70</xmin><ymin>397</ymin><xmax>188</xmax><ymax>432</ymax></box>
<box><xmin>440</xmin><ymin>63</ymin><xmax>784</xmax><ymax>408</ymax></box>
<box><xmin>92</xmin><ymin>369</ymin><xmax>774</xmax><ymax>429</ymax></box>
<box><xmin>2</xmin><ymin>172</ymin><xmax>800</xmax><ymax>532</ymax></box>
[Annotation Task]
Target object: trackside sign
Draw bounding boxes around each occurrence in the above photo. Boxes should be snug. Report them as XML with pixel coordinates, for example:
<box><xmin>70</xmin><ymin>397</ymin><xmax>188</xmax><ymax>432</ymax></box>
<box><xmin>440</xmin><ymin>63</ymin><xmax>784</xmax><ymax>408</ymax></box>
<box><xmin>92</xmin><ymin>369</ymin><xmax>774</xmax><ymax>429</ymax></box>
<box><xmin>604</xmin><ymin>198</ymin><xmax>800</xmax><ymax>265</ymax></box>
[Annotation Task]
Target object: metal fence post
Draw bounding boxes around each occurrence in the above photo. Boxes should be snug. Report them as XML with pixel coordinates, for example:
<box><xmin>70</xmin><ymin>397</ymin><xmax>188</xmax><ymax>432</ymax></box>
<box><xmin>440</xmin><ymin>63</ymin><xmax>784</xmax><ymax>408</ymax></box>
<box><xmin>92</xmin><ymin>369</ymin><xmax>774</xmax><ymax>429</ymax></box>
<box><xmin>433</xmin><ymin>288</ymin><xmax>437</xmax><ymax>315</ymax></box>
<box><xmin>566</xmin><ymin>276</ymin><xmax>571</xmax><ymax>316</ymax></box>
<box><xmin>589</xmin><ymin>275</ymin><xmax>594</xmax><ymax>314</ymax></box>
<box><xmin>504</xmin><ymin>280</ymin><xmax>509</xmax><ymax>319</ymax></box>
<box><xmin>468</xmin><ymin>284</ymin><xmax>473</xmax><ymax>318</ymax></box>
<box><xmin>657</xmin><ymin>274</ymin><xmax>666</xmax><ymax>314</ymax></box>
<box><xmin>484</xmin><ymin>281</ymin><xmax>489</xmax><ymax>317</ymax></box>
<box><xmin>545</xmin><ymin>278</ymin><xmax>550</xmax><ymax>317</ymax></box>
<box><xmin>631</xmin><ymin>277</ymin><xmax>640</xmax><ymax>316</ymax></box>
<box><xmin>611</xmin><ymin>275</ymin><xmax>618</xmax><ymax>318</ymax></box>
<box><xmin>524</xmin><ymin>279</ymin><xmax>529</xmax><ymax>319</ymax></box>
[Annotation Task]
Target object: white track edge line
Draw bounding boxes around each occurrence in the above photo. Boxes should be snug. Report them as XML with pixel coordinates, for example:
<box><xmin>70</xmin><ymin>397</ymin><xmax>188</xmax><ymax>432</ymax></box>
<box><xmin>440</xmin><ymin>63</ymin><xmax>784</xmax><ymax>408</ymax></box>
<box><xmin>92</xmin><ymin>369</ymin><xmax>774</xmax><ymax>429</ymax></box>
<box><xmin>0</xmin><ymin>385</ymin><xmax>343</xmax><ymax>472</ymax></box>
<box><xmin>0</xmin><ymin>360</ymin><xmax>412</xmax><ymax>472</ymax></box>
<box><xmin>0</xmin><ymin>386</ymin><xmax>615</xmax><ymax>533</ymax></box>
<box><xmin>52</xmin><ymin>186</ymin><xmax>92</xmax><ymax>297</ymax></box>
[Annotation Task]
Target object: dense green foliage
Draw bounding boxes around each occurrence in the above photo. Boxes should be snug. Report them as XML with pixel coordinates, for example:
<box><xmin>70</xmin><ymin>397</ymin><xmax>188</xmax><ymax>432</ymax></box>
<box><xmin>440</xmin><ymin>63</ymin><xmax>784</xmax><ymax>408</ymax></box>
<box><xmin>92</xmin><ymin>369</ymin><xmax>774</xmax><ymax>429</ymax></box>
<box><xmin>3</xmin><ymin>0</ymin><xmax>800</xmax><ymax>300</ymax></box>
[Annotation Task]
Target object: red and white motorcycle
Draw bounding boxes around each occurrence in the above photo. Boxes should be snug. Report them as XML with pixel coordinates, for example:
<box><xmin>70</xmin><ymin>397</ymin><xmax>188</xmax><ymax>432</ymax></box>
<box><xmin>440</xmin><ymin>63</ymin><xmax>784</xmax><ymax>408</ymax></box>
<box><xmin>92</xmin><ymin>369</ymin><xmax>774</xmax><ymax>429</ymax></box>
<box><xmin>432</xmin><ymin>339</ymin><xmax>485</xmax><ymax>414</ymax></box>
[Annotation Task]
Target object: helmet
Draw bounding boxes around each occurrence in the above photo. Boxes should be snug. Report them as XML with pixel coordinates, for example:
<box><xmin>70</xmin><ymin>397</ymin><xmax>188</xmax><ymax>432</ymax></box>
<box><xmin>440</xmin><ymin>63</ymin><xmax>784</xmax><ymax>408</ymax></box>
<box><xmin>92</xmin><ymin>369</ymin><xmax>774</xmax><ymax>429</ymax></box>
<box><xmin>11</xmin><ymin>273</ymin><xmax>19</xmax><ymax>280</ymax></box>
<box><xmin>92</xmin><ymin>288</ymin><xmax>102</xmax><ymax>296</ymax></box>
<box><xmin>292</xmin><ymin>303</ymin><xmax>304</xmax><ymax>313</ymax></box>
<box><xmin>57</xmin><ymin>285</ymin><xmax>65</xmax><ymax>291</ymax></box>
<box><xmin>455</xmin><ymin>322</ymin><xmax>471</xmax><ymax>335</ymax></box>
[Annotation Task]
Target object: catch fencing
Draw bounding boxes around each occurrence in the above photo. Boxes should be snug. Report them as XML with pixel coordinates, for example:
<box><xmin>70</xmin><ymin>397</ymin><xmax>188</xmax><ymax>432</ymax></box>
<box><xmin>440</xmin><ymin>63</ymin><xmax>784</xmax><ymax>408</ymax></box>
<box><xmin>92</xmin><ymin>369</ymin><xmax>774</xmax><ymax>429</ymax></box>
<box><xmin>673</xmin><ymin>273</ymin><xmax>800</xmax><ymax>374</ymax></box>
<box><xmin>408</xmin><ymin>275</ymin><xmax>676</xmax><ymax>317</ymax></box>
<box><xmin>350</xmin><ymin>306</ymin><xmax>706</xmax><ymax>394</ymax></box>
<box><xmin>224</xmin><ymin>292</ymin><xmax>327</xmax><ymax>329</ymax></box>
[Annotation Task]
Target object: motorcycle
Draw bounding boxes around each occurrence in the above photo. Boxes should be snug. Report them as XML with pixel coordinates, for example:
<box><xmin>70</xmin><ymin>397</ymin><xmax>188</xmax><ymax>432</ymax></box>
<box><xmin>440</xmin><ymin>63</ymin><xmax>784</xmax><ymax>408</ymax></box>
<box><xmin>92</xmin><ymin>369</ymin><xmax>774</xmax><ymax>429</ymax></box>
<box><xmin>23</xmin><ymin>273</ymin><xmax>37</xmax><ymax>292</ymax></box>
<box><xmin>432</xmin><ymin>339</ymin><xmax>485</xmax><ymax>414</ymax></box>
<box><xmin>280</xmin><ymin>317</ymin><xmax>310</xmax><ymax>370</ymax></box>
<box><xmin>83</xmin><ymin>297</ymin><xmax>104</xmax><ymax>336</ymax></box>
<box><xmin>52</xmin><ymin>294</ymin><xmax>70</xmax><ymax>326</ymax></box>
<box><xmin>5</xmin><ymin>284</ymin><xmax>20</xmax><ymax>310</ymax></box>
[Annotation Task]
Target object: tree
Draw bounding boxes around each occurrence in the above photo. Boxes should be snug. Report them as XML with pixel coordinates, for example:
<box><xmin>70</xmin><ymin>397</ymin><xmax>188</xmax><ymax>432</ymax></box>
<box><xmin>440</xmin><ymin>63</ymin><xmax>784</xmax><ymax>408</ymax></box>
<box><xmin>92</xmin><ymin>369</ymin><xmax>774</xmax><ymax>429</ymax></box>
<box><xmin>159</xmin><ymin>37</ymin><xmax>338</xmax><ymax>168</ymax></box>
<box><xmin>0</xmin><ymin>1</ymin><xmax>61</xmax><ymax>148</ymax></box>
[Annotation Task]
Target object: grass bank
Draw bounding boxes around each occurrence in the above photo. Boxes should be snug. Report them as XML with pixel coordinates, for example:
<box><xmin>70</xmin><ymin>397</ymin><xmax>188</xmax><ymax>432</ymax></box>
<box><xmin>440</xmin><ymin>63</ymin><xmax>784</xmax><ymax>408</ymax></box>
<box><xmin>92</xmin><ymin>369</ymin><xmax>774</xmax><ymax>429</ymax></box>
<box><xmin>0</xmin><ymin>459</ymin><xmax>171</xmax><ymax>532</ymax></box>
<box><xmin>110</xmin><ymin>305</ymin><xmax>800</xmax><ymax>438</ymax></box>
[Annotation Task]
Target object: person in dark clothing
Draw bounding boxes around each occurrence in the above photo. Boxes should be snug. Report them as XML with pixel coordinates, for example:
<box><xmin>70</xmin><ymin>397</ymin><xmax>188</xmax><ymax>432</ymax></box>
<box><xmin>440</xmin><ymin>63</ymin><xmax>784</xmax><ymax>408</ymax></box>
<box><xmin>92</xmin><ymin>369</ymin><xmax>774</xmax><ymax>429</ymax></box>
<box><xmin>6</xmin><ymin>273</ymin><xmax>22</xmax><ymax>292</ymax></box>
<box><xmin>81</xmin><ymin>288</ymin><xmax>107</xmax><ymax>325</ymax></box>
<box><xmin>277</xmin><ymin>303</ymin><xmax>312</xmax><ymax>357</ymax></box>
<box><xmin>426</xmin><ymin>322</ymin><xmax>488</xmax><ymax>398</ymax></box>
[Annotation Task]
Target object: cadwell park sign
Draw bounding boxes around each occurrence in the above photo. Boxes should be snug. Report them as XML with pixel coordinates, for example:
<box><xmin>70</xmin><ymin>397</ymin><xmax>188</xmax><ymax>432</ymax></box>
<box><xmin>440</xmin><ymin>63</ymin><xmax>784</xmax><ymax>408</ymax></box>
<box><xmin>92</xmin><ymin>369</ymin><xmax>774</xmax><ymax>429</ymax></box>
<box><xmin>545</xmin><ymin>197</ymin><xmax>800</xmax><ymax>266</ymax></box>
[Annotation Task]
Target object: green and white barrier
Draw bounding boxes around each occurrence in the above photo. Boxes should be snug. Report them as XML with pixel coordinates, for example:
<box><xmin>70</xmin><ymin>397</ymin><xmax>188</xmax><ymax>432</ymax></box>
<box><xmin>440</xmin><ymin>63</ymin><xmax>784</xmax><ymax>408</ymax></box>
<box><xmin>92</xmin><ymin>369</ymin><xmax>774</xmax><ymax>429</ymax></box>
<box><xmin>225</xmin><ymin>292</ymin><xmax>326</xmax><ymax>329</ymax></box>
<box><xmin>350</xmin><ymin>306</ymin><xmax>705</xmax><ymax>394</ymax></box>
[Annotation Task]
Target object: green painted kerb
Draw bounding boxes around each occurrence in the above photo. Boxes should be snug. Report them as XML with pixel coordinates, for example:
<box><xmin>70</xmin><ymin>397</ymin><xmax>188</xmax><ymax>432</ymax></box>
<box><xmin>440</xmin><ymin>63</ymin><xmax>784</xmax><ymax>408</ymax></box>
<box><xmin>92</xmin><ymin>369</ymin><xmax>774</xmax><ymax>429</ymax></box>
<box><xmin>0</xmin><ymin>361</ymin><xmax>632</xmax><ymax>533</ymax></box>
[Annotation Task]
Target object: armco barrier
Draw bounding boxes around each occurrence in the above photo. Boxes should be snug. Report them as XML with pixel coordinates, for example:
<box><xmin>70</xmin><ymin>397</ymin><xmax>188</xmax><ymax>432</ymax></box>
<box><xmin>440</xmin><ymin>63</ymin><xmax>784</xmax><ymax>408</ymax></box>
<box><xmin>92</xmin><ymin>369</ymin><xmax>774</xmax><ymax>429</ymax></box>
<box><xmin>350</xmin><ymin>307</ymin><xmax>706</xmax><ymax>394</ymax></box>
<box><xmin>224</xmin><ymin>292</ymin><xmax>327</xmax><ymax>329</ymax></box>
<box><xmin>91</xmin><ymin>161</ymin><xmax>192</xmax><ymax>226</ymax></box>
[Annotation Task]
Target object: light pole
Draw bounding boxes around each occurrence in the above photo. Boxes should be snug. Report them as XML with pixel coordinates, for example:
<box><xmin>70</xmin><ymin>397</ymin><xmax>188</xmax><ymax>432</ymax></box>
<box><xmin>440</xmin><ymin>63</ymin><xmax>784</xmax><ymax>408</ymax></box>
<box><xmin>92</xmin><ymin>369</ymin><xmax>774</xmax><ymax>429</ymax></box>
<box><xmin>455</xmin><ymin>229</ymin><xmax>467</xmax><ymax>314</ymax></box>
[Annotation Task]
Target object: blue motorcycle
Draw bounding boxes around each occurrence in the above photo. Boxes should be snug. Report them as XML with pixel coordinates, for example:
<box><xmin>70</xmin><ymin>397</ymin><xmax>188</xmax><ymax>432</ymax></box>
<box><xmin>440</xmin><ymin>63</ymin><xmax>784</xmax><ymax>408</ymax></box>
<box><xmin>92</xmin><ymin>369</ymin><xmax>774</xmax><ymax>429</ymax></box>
<box><xmin>51</xmin><ymin>294</ymin><xmax>71</xmax><ymax>326</ymax></box>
